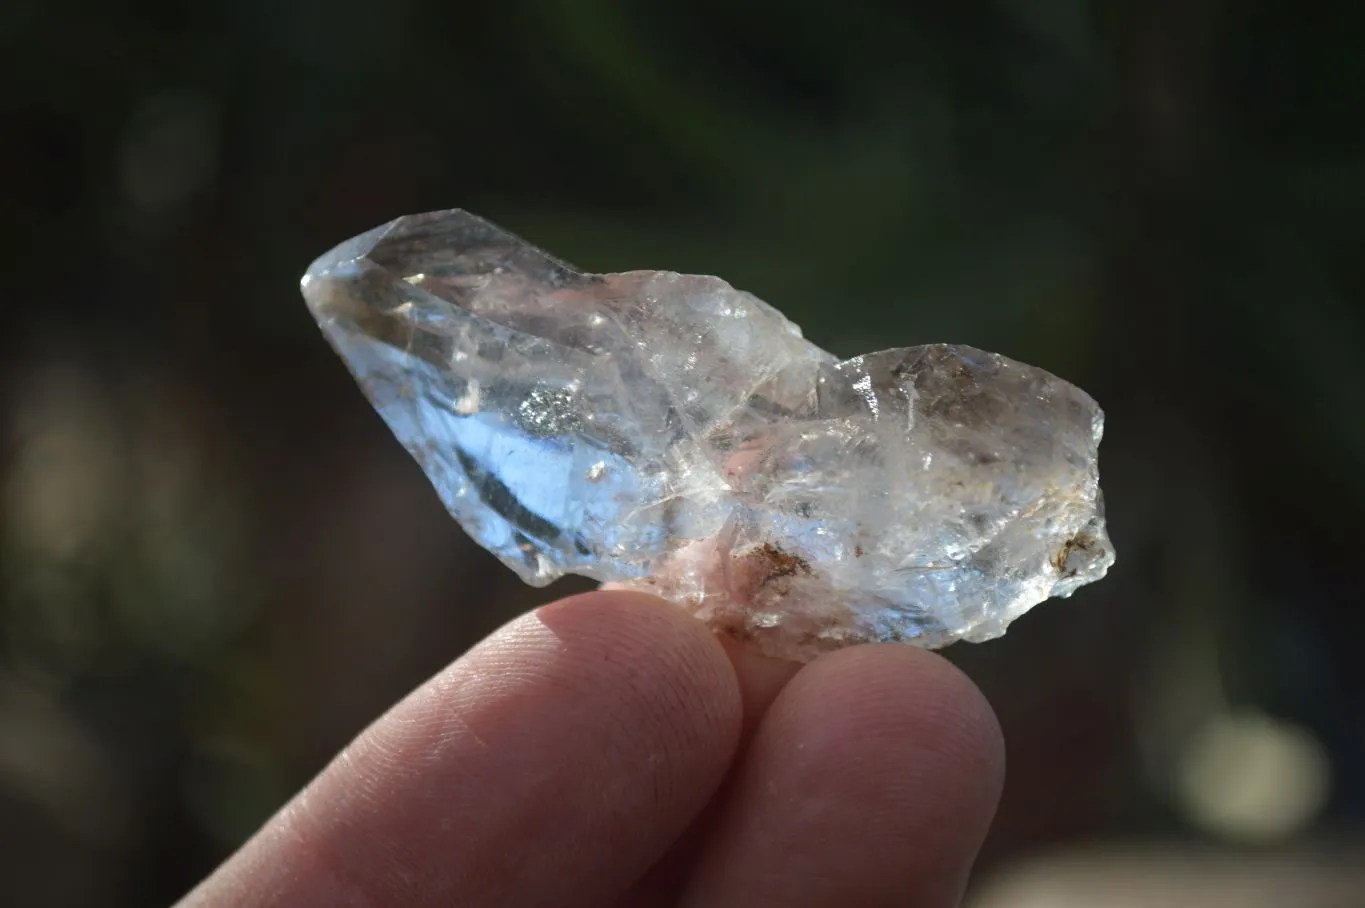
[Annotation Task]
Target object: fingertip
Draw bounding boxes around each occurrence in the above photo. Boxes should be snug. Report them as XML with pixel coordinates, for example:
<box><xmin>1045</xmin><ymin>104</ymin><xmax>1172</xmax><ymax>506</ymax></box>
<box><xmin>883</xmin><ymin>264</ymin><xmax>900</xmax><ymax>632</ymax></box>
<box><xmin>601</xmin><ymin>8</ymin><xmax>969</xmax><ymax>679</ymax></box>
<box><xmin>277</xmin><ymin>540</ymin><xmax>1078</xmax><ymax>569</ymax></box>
<box><xmin>804</xmin><ymin>644</ymin><xmax>1005</xmax><ymax>799</ymax></box>
<box><xmin>530</xmin><ymin>587</ymin><xmax>747</xmax><ymax>755</ymax></box>
<box><xmin>186</xmin><ymin>588</ymin><xmax>747</xmax><ymax>908</ymax></box>
<box><xmin>770</xmin><ymin>644</ymin><xmax>1005</xmax><ymax>858</ymax></box>
<box><xmin>593</xmin><ymin>585</ymin><xmax>804</xmax><ymax>735</ymax></box>
<box><xmin>681</xmin><ymin>643</ymin><xmax>1005</xmax><ymax>908</ymax></box>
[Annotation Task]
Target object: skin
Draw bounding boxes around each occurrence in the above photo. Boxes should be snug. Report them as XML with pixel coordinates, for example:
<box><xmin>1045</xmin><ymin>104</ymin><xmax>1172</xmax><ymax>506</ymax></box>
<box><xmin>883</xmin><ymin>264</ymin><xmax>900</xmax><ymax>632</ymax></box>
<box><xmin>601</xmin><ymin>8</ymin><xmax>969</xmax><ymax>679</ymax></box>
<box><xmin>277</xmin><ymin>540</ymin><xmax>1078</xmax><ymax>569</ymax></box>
<box><xmin>178</xmin><ymin>589</ymin><xmax>1004</xmax><ymax>907</ymax></box>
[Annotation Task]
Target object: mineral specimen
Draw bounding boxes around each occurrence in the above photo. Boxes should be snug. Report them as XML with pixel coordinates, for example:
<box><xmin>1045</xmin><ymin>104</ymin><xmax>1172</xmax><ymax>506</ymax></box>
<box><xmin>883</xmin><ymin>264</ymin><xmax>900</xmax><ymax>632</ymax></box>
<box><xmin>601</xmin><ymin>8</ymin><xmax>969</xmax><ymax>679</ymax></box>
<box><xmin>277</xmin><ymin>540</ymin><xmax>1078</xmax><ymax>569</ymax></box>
<box><xmin>302</xmin><ymin>210</ymin><xmax>1114</xmax><ymax>660</ymax></box>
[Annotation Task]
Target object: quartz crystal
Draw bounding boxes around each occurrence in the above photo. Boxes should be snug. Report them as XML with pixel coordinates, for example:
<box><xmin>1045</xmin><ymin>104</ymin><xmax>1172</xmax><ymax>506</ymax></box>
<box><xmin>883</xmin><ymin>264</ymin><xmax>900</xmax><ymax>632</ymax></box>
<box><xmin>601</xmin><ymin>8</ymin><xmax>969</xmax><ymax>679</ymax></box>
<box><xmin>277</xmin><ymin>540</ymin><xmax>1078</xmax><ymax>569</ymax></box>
<box><xmin>302</xmin><ymin>210</ymin><xmax>1114</xmax><ymax>660</ymax></box>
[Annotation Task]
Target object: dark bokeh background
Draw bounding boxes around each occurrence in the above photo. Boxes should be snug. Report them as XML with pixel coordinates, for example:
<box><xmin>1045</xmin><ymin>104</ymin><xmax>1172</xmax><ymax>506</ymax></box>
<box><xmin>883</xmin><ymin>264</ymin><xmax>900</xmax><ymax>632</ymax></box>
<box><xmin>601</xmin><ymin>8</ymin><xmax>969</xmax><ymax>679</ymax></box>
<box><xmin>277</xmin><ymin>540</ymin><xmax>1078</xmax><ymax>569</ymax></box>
<box><xmin>4</xmin><ymin>1</ymin><xmax>1365</xmax><ymax>905</ymax></box>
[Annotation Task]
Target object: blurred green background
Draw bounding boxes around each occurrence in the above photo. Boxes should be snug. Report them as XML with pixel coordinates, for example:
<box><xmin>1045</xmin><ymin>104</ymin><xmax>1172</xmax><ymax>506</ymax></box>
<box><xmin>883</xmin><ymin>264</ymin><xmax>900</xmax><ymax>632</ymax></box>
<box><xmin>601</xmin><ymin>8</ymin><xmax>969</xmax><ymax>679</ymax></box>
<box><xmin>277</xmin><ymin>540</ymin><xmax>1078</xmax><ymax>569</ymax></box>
<box><xmin>4</xmin><ymin>1</ymin><xmax>1365</xmax><ymax>905</ymax></box>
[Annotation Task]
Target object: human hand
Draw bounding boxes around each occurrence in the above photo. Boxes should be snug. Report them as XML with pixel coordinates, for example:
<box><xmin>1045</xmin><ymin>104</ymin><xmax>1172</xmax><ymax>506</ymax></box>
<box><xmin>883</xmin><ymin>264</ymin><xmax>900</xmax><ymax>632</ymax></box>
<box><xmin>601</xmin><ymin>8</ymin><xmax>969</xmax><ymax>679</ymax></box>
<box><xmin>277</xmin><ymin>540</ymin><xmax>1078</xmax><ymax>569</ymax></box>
<box><xmin>178</xmin><ymin>590</ymin><xmax>1003</xmax><ymax>907</ymax></box>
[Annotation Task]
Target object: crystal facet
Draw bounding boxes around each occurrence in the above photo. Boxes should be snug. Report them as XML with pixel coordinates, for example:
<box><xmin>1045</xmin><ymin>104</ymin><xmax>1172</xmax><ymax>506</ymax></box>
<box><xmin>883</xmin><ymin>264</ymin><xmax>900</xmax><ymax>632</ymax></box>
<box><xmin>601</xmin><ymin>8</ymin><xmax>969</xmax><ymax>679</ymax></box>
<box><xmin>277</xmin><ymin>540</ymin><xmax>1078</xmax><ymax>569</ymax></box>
<box><xmin>302</xmin><ymin>210</ymin><xmax>1114</xmax><ymax>660</ymax></box>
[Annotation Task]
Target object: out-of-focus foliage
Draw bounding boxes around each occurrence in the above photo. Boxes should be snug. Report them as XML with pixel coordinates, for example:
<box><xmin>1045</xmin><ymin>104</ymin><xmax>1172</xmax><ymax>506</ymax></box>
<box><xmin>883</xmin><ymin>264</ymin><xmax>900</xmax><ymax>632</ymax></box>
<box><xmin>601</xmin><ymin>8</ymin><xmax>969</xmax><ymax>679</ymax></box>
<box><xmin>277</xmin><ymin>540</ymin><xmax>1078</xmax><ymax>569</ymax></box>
<box><xmin>2</xmin><ymin>1</ymin><xmax>1363</xmax><ymax>905</ymax></box>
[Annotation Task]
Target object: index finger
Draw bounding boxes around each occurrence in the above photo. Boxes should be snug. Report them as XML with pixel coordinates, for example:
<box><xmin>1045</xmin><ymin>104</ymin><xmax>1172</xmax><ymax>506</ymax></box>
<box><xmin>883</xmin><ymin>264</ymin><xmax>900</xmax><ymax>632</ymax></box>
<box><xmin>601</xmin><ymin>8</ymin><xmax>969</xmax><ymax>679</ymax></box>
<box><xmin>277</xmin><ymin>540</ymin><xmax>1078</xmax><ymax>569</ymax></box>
<box><xmin>177</xmin><ymin>590</ymin><xmax>744</xmax><ymax>908</ymax></box>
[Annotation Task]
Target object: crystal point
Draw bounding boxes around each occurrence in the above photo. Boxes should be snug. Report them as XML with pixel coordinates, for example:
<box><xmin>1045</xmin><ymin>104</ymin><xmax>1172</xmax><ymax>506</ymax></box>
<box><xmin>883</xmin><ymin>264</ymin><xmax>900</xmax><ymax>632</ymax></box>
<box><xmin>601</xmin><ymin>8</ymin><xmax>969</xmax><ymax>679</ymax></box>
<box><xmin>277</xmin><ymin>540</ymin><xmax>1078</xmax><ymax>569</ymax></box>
<box><xmin>303</xmin><ymin>209</ymin><xmax>1114</xmax><ymax>660</ymax></box>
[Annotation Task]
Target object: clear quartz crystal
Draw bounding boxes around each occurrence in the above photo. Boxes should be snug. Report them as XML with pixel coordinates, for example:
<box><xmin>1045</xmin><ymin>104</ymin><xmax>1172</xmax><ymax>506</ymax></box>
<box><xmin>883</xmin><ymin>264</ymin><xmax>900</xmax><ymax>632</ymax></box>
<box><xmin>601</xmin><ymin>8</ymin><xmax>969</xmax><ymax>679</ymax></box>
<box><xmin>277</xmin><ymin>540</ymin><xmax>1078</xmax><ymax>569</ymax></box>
<box><xmin>302</xmin><ymin>209</ymin><xmax>1114</xmax><ymax>660</ymax></box>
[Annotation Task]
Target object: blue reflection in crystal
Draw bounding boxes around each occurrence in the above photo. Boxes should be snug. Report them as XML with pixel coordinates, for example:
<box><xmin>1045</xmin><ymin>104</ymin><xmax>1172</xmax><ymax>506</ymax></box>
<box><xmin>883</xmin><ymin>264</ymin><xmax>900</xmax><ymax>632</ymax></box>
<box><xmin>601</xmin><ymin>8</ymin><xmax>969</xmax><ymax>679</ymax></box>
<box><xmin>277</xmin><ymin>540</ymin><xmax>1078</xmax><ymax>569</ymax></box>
<box><xmin>325</xmin><ymin>322</ymin><xmax>642</xmax><ymax>583</ymax></box>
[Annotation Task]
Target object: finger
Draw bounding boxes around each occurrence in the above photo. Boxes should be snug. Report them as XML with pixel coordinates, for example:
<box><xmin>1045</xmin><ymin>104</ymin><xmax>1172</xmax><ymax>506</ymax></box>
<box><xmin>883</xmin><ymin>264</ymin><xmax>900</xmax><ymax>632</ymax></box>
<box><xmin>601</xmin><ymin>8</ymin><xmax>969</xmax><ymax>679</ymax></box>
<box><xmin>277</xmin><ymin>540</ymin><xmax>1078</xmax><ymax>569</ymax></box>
<box><xmin>678</xmin><ymin>644</ymin><xmax>1005</xmax><ymax>908</ymax></box>
<box><xmin>613</xmin><ymin>637</ymin><xmax>803</xmax><ymax>905</ymax></box>
<box><xmin>599</xmin><ymin>583</ymin><xmax>801</xmax><ymax>740</ymax></box>
<box><xmin>179</xmin><ymin>590</ymin><xmax>743</xmax><ymax>908</ymax></box>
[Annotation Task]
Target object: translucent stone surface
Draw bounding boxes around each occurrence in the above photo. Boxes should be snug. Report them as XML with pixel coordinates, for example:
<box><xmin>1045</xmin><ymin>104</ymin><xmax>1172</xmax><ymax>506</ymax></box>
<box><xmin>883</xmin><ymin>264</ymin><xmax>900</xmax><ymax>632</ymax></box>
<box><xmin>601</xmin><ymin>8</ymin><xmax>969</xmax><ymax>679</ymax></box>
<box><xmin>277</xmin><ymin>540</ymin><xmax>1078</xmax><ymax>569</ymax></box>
<box><xmin>302</xmin><ymin>210</ymin><xmax>1114</xmax><ymax>660</ymax></box>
